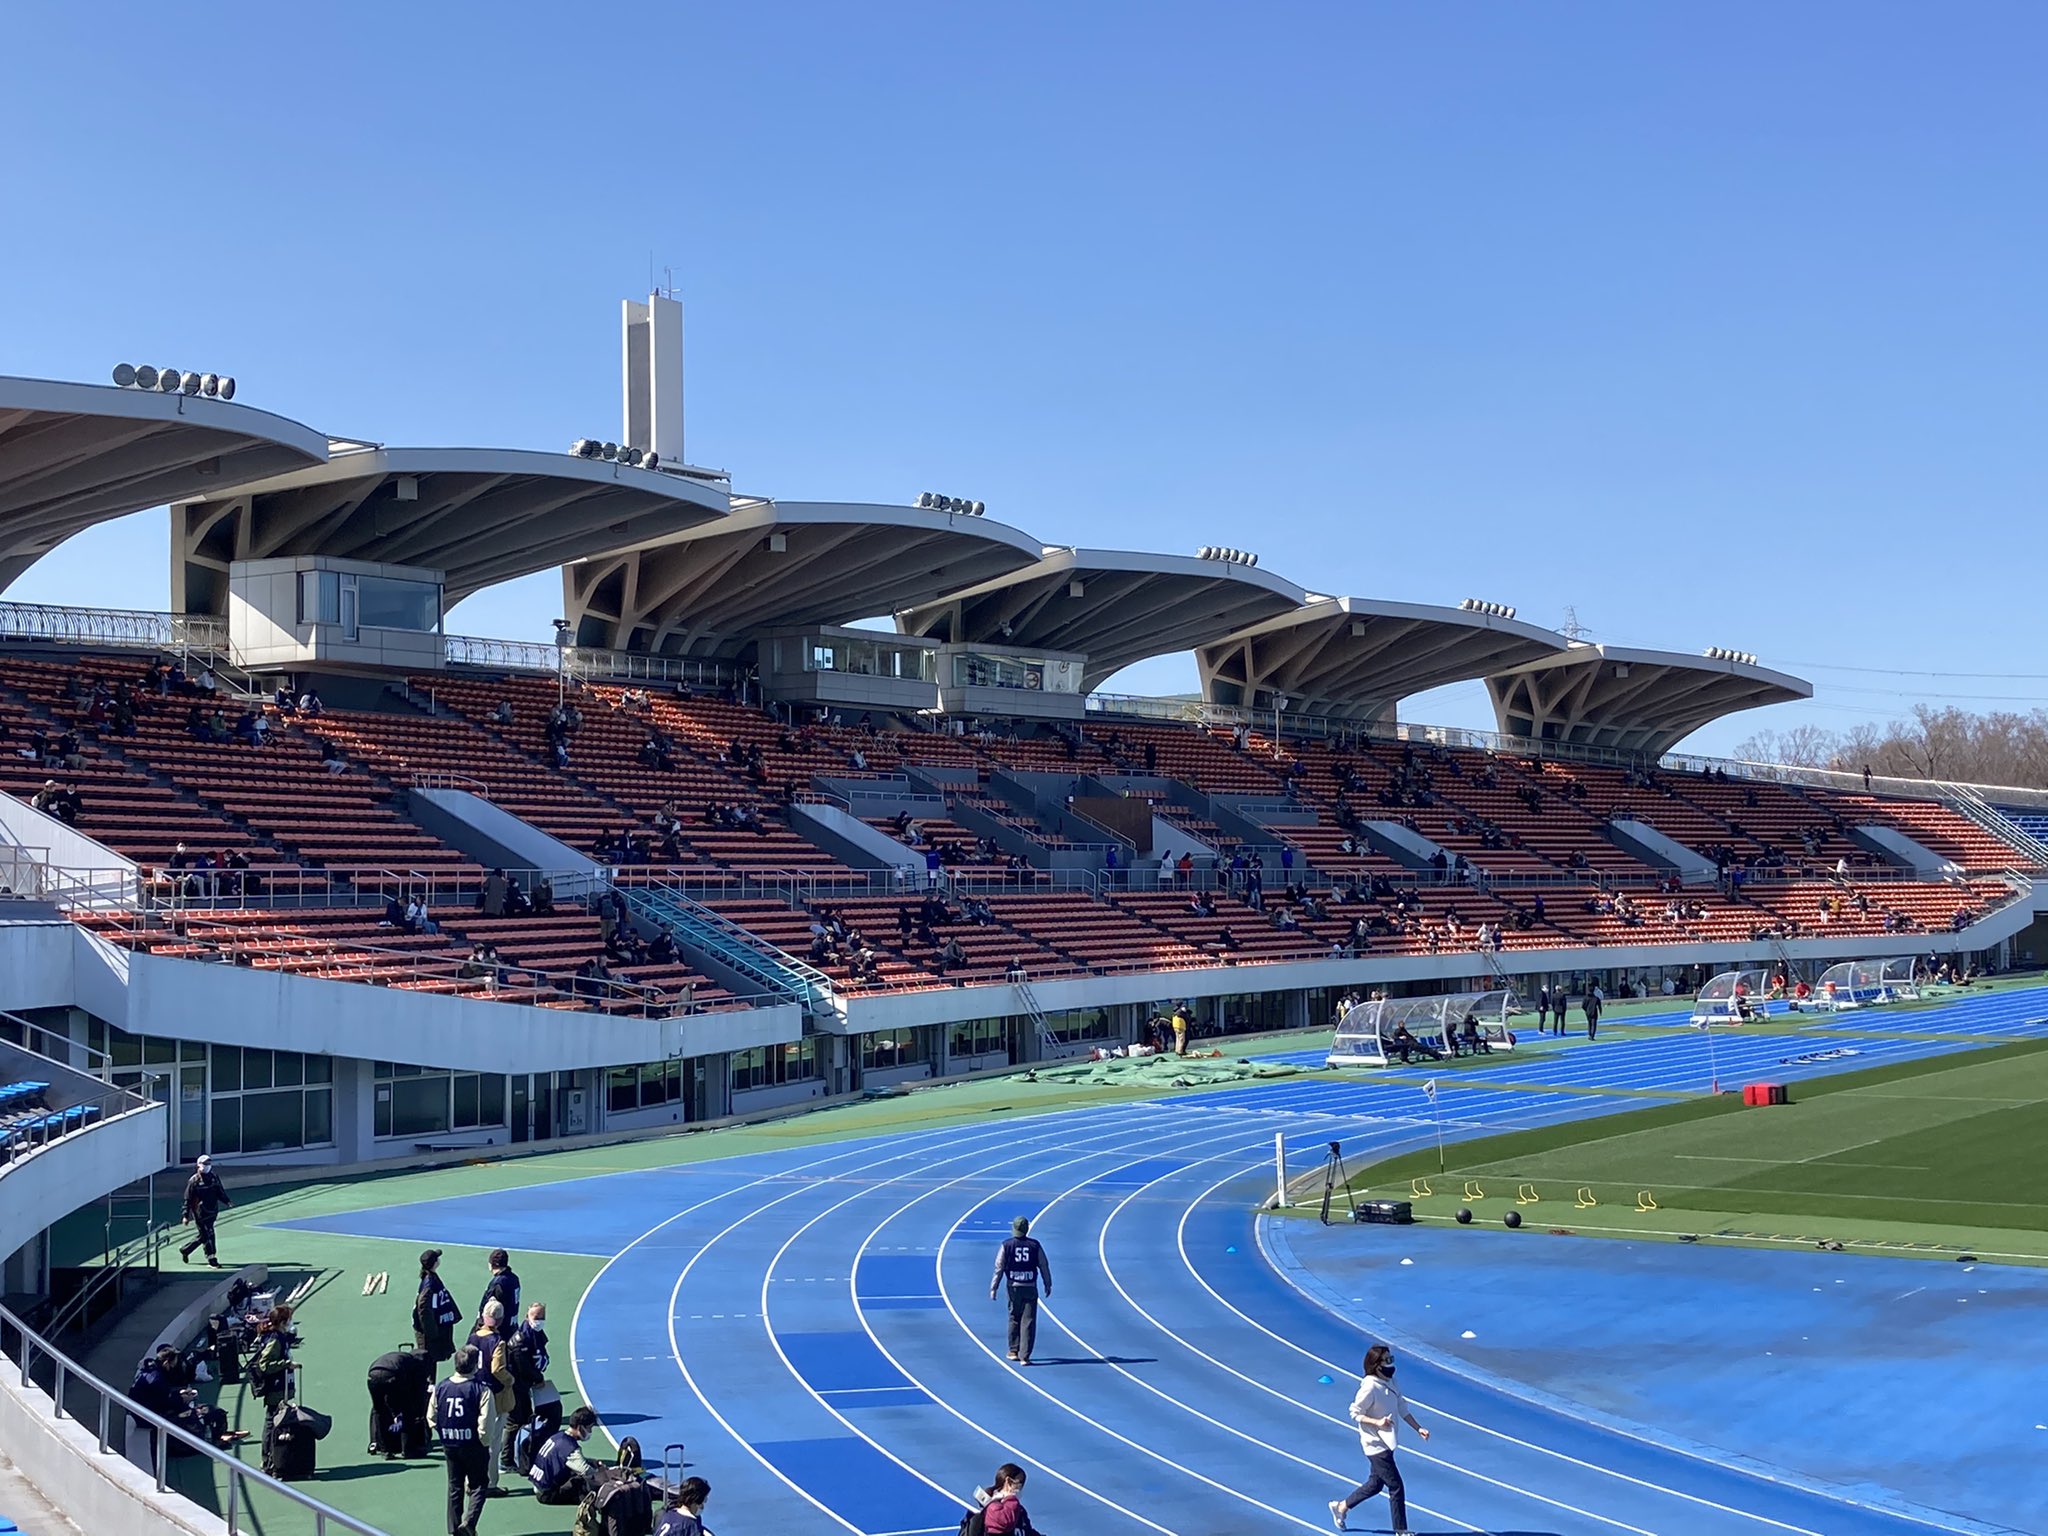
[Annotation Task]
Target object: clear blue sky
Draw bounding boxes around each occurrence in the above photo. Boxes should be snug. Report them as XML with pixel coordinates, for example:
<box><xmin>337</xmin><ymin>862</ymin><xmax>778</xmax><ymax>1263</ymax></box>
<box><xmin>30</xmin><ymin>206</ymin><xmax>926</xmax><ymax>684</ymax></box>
<box><xmin>4</xmin><ymin>2</ymin><xmax>2042</xmax><ymax>755</ymax></box>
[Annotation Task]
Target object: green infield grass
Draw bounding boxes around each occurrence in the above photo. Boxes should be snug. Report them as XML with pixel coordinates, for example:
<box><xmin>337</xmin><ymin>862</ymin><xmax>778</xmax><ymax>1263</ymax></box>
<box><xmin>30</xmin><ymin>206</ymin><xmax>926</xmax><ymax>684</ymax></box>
<box><xmin>1343</xmin><ymin>1037</ymin><xmax>2048</xmax><ymax>1262</ymax></box>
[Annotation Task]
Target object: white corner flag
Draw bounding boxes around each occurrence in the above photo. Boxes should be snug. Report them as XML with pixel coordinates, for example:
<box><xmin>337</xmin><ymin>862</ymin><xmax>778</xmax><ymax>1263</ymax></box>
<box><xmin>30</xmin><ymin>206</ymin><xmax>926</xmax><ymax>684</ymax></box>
<box><xmin>1422</xmin><ymin>1079</ymin><xmax>1438</xmax><ymax>1100</ymax></box>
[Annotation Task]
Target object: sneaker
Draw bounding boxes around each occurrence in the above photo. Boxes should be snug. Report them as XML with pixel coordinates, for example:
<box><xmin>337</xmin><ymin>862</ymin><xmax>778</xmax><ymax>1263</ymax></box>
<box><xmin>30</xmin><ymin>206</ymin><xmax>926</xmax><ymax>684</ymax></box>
<box><xmin>1006</xmin><ymin>1352</ymin><xmax>1019</xmax><ymax>1361</ymax></box>
<box><xmin>208</xmin><ymin>1257</ymin><xmax>222</xmax><ymax>1268</ymax></box>
<box><xmin>1328</xmin><ymin>1499</ymin><xmax>1348</xmax><ymax>1530</ymax></box>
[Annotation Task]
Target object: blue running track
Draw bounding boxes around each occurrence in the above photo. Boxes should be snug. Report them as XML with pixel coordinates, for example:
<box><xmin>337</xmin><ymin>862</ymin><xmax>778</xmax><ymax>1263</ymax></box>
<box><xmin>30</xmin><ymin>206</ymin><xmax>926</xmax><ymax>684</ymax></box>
<box><xmin>272</xmin><ymin>987</ymin><xmax>2048</xmax><ymax>1534</ymax></box>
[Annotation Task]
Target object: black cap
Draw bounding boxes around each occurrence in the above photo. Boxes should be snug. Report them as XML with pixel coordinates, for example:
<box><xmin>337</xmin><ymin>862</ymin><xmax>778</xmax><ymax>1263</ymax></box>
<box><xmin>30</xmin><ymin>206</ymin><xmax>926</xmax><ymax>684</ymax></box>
<box><xmin>420</xmin><ymin>1248</ymin><xmax>443</xmax><ymax>1269</ymax></box>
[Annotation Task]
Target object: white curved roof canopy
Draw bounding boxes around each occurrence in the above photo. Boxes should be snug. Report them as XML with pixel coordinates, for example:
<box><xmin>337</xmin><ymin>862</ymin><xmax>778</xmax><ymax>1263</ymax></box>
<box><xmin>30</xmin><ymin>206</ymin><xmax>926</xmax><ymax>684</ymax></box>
<box><xmin>897</xmin><ymin>547</ymin><xmax>1309</xmax><ymax>691</ymax></box>
<box><xmin>1197</xmin><ymin>596</ymin><xmax>1568</xmax><ymax>722</ymax></box>
<box><xmin>1487</xmin><ymin>643</ymin><xmax>1812</xmax><ymax>757</ymax></box>
<box><xmin>563</xmin><ymin>500</ymin><xmax>1044</xmax><ymax>658</ymax></box>
<box><xmin>171</xmin><ymin>446</ymin><xmax>731</xmax><ymax>615</ymax></box>
<box><xmin>0</xmin><ymin>376</ymin><xmax>329</xmax><ymax>594</ymax></box>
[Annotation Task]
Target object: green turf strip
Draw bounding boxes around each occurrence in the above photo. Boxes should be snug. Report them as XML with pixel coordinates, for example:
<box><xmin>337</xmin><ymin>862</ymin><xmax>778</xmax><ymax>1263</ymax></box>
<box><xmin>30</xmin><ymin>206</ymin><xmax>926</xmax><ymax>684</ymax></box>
<box><xmin>1346</xmin><ymin>1037</ymin><xmax>2048</xmax><ymax>1249</ymax></box>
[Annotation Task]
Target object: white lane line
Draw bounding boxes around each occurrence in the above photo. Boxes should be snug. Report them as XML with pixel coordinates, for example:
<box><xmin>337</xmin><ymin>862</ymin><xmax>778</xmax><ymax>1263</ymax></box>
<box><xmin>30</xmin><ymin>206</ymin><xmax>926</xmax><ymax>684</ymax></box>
<box><xmin>756</xmin><ymin>1113</ymin><xmax>1190</xmax><ymax>1534</ymax></box>
<box><xmin>645</xmin><ymin>1114</ymin><xmax>1123</xmax><ymax>1534</ymax></box>
<box><xmin>858</xmin><ymin>1119</ymin><xmax>1403</xmax><ymax>1536</ymax></box>
<box><xmin>1211</xmin><ymin>1168</ymin><xmax>1842</xmax><ymax>1535</ymax></box>
<box><xmin>571</xmin><ymin>1124</ymin><xmax>979</xmax><ymax>1448</ymax></box>
<box><xmin>1071</xmin><ymin>1111</ymin><xmax>1663</xmax><ymax>1536</ymax></box>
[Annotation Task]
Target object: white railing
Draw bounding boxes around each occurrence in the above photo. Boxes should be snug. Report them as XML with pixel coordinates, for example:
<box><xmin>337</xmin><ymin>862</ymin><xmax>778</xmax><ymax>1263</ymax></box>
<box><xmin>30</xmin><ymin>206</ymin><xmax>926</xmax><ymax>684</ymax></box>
<box><xmin>0</xmin><ymin>849</ymin><xmax>140</xmax><ymax>909</ymax></box>
<box><xmin>443</xmin><ymin>632</ymin><xmax>561</xmax><ymax>672</ymax></box>
<box><xmin>566</xmin><ymin>646</ymin><xmax>740</xmax><ymax>689</ymax></box>
<box><xmin>0</xmin><ymin>601</ymin><xmax>227</xmax><ymax>655</ymax></box>
<box><xmin>2</xmin><ymin>1301</ymin><xmax>385</xmax><ymax>1536</ymax></box>
<box><xmin>439</xmin><ymin>634</ymin><xmax>744</xmax><ymax>691</ymax></box>
<box><xmin>412</xmin><ymin>770</ymin><xmax>490</xmax><ymax>796</ymax></box>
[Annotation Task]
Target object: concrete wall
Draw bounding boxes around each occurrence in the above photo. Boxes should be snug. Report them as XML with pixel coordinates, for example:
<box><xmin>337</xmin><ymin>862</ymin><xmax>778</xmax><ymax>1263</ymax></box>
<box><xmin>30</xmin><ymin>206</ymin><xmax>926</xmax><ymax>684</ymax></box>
<box><xmin>1852</xmin><ymin>824</ymin><xmax>1952</xmax><ymax>877</ymax></box>
<box><xmin>410</xmin><ymin>788</ymin><xmax>606</xmax><ymax>899</ymax></box>
<box><xmin>0</xmin><ymin>1356</ymin><xmax>228</xmax><ymax>1536</ymax></box>
<box><xmin>791</xmin><ymin>802</ymin><xmax>915</xmax><ymax>873</ymax></box>
<box><xmin>1609</xmin><ymin>819</ymin><xmax>1718</xmax><ymax>885</ymax></box>
<box><xmin>0</xmin><ymin>797</ymin><xmax>138</xmax><ymax>903</ymax></box>
<box><xmin>0</xmin><ymin>1101</ymin><xmax>165</xmax><ymax>1272</ymax></box>
<box><xmin>0</xmin><ymin>918</ymin><xmax>799</xmax><ymax>1074</ymax></box>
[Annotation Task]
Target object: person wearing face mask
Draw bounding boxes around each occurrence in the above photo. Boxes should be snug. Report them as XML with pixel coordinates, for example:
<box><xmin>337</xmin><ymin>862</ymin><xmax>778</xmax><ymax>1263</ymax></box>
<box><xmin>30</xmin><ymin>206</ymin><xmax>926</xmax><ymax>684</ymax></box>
<box><xmin>1329</xmin><ymin>1342</ymin><xmax>1428</xmax><ymax>1533</ymax></box>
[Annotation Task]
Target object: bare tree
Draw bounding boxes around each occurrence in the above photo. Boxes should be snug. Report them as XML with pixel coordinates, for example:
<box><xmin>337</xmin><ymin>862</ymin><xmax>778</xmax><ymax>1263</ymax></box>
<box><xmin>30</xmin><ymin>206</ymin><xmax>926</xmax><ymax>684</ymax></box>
<box><xmin>1735</xmin><ymin>707</ymin><xmax>2048</xmax><ymax>790</ymax></box>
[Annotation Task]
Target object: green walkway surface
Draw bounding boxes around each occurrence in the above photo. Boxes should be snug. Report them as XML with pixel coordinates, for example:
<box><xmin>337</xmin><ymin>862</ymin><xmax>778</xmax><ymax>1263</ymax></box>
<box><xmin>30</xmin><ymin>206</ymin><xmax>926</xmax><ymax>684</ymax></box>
<box><xmin>120</xmin><ymin>1037</ymin><xmax>1312</xmax><ymax>1536</ymax></box>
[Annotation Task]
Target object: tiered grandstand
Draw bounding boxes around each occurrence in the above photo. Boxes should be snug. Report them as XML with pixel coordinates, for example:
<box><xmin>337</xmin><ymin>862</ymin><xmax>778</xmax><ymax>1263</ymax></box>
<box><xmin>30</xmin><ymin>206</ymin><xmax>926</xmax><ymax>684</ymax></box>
<box><xmin>2</xmin><ymin>299</ymin><xmax>2046</xmax><ymax>1536</ymax></box>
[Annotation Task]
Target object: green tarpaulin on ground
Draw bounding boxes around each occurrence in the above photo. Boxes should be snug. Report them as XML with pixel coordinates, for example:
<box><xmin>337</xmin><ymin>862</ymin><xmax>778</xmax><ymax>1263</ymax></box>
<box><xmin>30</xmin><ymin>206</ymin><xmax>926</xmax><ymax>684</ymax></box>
<box><xmin>1031</xmin><ymin>1053</ymin><xmax>1297</xmax><ymax>1089</ymax></box>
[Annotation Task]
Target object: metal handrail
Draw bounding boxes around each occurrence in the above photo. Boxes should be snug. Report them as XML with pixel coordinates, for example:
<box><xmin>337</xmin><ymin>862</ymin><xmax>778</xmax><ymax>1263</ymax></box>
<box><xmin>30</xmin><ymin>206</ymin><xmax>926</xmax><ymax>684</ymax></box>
<box><xmin>90</xmin><ymin>908</ymin><xmax>735</xmax><ymax>1018</ymax></box>
<box><xmin>626</xmin><ymin>878</ymin><xmax>835</xmax><ymax>1009</ymax></box>
<box><xmin>40</xmin><ymin>1214</ymin><xmax>175</xmax><ymax>1341</ymax></box>
<box><xmin>411</xmin><ymin>769</ymin><xmax>490</xmax><ymax>796</ymax></box>
<box><xmin>0</xmin><ymin>1007</ymin><xmax>114</xmax><ymax>1077</ymax></box>
<box><xmin>1</xmin><ymin>1300</ymin><xmax>386</xmax><ymax>1536</ymax></box>
<box><xmin>0</xmin><ymin>600</ymin><xmax>228</xmax><ymax>654</ymax></box>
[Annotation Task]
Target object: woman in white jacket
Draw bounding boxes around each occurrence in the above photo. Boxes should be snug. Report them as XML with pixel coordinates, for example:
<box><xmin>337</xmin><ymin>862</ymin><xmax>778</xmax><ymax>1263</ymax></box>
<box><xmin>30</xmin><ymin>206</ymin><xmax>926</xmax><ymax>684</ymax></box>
<box><xmin>1330</xmin><ymin>1343</ymin><xmax>1428</xmax><ymax>1533</ymax></box>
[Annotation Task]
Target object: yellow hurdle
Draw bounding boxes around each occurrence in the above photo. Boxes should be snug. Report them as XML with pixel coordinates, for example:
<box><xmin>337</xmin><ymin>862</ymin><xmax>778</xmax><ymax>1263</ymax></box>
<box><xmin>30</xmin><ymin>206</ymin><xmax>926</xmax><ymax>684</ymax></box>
<box><xmin>1515</xmin><ymin>1183</ymin><xmax>1541</xmax><ymax>1206</ymax></box>
<box><xmin>1410</xmin><ymin>1177</ymin><xmax>1434</xmax><ymax>1199</ymax></box>
<box><xmin>1635</xmin><ymin>1190</ymin><xmax>1660</xmax><ymax>1212</ymax></box>
<box><xmin>1574</xmin><ymin>1187</ymin><xmax>1598</xmax><ymax>1210</ymax></box>
<box><xmin>1462</xmin><ymin>1179</ymin><xmax>1486</xmax><ymax>1202</ymax></box>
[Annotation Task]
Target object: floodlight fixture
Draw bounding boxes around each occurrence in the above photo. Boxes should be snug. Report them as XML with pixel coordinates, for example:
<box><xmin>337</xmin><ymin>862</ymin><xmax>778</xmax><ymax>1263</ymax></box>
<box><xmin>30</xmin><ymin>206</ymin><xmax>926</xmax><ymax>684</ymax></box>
<box><xmin>112</xmin><ymin>363</ymin><xmax>137</xmax><ymax>387</ymax></box>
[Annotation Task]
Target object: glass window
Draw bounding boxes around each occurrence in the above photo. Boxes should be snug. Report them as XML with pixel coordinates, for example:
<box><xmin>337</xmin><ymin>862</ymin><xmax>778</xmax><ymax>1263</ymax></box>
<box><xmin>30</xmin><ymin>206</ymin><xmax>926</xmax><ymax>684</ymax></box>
<box><xmin>607</xmin><ymin>1066</ymin><xmax>639</xmax><ymax>1113</ymax></box>
<box><xmin>209</xmin><ymin>1097</ymin><xmax>241</xmax><ymax>1156</ymax></box>
<box><xmin>356</xmin><ymin>575</ymin><xmax>442</xmax><ymax>632</ymax></box>
<box><xmin>453</xmin><ymin>1074</ymin><xmax>481</xmax><ymax>1129</ymax></box>
<box><xmin>304</xmin><ymin>1055</ymin><xmax>333</xmax><ymax>1085</ymax></box>
<box><xmin>240</xmin><ymin>1090</ymin><xmax>305</xmax><ymax>1153</ymax></box>
<box><xmin>391</xmin><ymin>1076</ymin><xmax>449</xmax><ymax>1138</ymax></box>
<box><xmin>949</xmin><ymin>1018</ymin><xmax>1005</xmax><ymax>1058</ymax></box>
<box><xmin>297</xmin><ymin>570</ymin><xmax>341</xmax><ymax>625</ymax></box>
<box><xmin>478</xmin><ymin>1074</ymin><xmax>505</xmax><ymax>1126</ymax></box>
<box><xmin>242</xmin><ymin>1048</ymin><xmax>273</xmax><ymax>1091</ymax></box>
<box><xmin>211</xmin><ymin>1045</ymin><xmax>241</xmax><ymax>1092</ymax></box>
<box><xmin>782</xmin><ymin>1038</ymin><xmax>819</xmax><ymax>1083</ymax></box>
<box><xmin>304</xmin><ymin>1088</ymin><xmax>332</xmax><ymax>1146</ymax></box>
<box><xmin>274</xmin><ymin>1051</ymin><xmax>303</xmax><ymax>1089</ymax></box>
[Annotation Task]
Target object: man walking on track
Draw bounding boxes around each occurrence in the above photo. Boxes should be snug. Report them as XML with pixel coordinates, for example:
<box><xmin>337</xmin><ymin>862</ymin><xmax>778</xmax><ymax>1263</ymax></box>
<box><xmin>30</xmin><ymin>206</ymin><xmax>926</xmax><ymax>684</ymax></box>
<box><xmin>1585</xmin><ymin>983</ymin><xmax>1604</xmax><ymax>1040</ymax></box>
<box><xmin>178</xmin><ymin>1154</ymin><xmax>231</xmax><ymax>1267</ymax></box>
<box><xmin>990</xmin><ymin>1216</ymin><xmax>1052</xmax><ymax>1365</ymax></box>
<box><xmin>1331</xmin><ymin>1342</ymin><xmax>1428</xmax><ymax>1533</ymax></box>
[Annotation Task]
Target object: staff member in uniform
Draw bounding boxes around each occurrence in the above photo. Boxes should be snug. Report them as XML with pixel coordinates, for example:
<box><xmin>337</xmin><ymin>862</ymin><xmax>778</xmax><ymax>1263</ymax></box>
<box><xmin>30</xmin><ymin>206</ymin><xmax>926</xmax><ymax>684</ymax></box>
<box><xmin>989</xmin><ymin>1216</ymin><xmax>1052</xmax><ymax>1366</ymax></box>
<box><xmin>480</xmin><ymin>1249</ymin><xmax>521</xmax><ymax>1326</ymax></box>
<box><xmin>178</xmin><ymin>1154</ymin><xmax>232</xmax><ymax>1267</ymax></box>
<box><xmin>413</xmin><ymin>1250</ymin><xmax>461</xmax><ymax>1362</ymax></box>
<box><xmin>528</xmin><ymin>1405</ymin><xmax>598</xmax><ymax>1505</ymax></box>
<box><xmin>248</xmin><ymin>1305</ymin><xmax>296</xmax><ymax>1422</ymax></box>
<box><xmin>430</xmin><ymin>1346</ymin><xmax>496</xmax><ymax>1536</ymax></box>
<box><xmin>1330</xmin><ymin>1342</ymin><xmax>1428</xmax><ymax>1533</ymax></box>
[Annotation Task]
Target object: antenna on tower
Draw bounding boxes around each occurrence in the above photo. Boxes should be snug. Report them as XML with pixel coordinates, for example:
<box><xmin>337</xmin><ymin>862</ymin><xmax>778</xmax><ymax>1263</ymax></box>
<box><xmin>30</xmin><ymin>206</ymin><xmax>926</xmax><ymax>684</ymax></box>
<box><xmin>1560</xmin><ymin>605</ymin><xmax>1590</xmax><ymax>641</ymax></box>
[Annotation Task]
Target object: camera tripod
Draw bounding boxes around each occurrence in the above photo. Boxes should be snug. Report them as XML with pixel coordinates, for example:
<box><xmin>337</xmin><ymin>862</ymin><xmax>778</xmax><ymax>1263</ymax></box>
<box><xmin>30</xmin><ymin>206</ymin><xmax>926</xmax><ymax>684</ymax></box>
<box><xmin>1318</xmin><ymin>1139</ymin><xmax>1359</xmax><ymax>1226</ymax></box>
